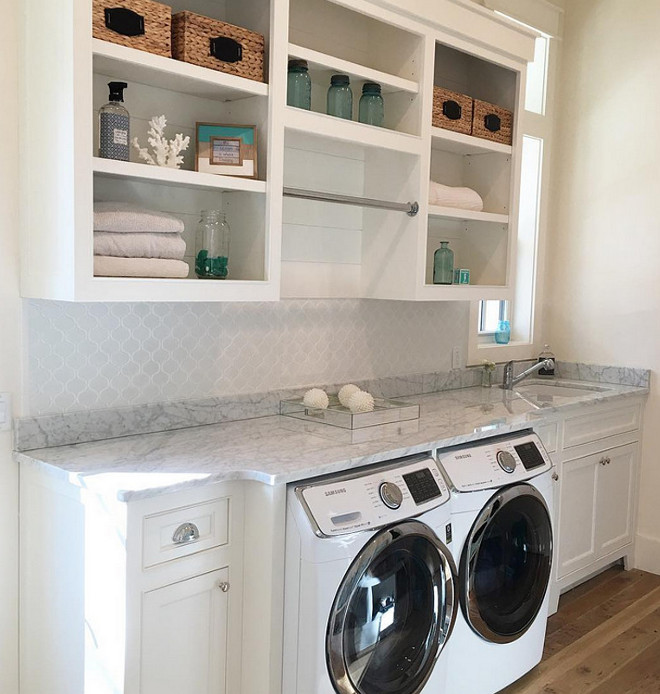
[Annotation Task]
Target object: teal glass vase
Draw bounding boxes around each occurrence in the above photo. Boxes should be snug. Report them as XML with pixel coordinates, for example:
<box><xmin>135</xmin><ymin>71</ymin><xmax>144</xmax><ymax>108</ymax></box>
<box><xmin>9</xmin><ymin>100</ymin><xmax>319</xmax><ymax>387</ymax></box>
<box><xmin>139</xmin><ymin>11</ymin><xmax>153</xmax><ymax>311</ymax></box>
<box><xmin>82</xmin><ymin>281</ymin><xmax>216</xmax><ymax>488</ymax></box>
<box><xmin>327</xmin><ymin>74</ymin><xmax>353</xmax><ymax>119</ymax></box>
<box><xmin>433</xmin><ymin>241</ymin><xmax>454</xmax><ymax>284</ymax></box>
<box><xmin>495</xmin><ymin>320</ymin><xmax>511</xmax><ymax>344</ymax></box>
<box><xmin>287</xmin><ymin>59</ymin><xmax>311</xmax><ymax>110</ymax></box>
<box><xmin>358</xmin><ymin>82</ymin><xmax>384</xmax><ymax>126</ymax></box>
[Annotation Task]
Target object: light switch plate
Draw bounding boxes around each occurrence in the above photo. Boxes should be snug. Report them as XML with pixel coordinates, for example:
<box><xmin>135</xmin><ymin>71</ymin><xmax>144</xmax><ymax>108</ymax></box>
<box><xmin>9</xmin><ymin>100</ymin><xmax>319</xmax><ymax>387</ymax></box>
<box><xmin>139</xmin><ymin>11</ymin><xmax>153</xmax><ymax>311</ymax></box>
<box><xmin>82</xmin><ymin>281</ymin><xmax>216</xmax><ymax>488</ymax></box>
<box><xmin>0</xmin><ymin>393</ymin><xmax>11</xmax><ymax>431</ymax></box>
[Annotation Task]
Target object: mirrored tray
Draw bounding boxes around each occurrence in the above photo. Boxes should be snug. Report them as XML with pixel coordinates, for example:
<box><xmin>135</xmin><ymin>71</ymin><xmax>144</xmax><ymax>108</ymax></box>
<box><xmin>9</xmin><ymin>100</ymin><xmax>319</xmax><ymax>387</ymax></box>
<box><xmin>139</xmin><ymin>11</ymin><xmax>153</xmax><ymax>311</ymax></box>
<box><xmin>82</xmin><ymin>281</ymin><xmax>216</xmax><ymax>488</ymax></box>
<box><xmin>280</xmin><ymin>395</ymin><xmax>420</xmax><ymax>430</ymax></box>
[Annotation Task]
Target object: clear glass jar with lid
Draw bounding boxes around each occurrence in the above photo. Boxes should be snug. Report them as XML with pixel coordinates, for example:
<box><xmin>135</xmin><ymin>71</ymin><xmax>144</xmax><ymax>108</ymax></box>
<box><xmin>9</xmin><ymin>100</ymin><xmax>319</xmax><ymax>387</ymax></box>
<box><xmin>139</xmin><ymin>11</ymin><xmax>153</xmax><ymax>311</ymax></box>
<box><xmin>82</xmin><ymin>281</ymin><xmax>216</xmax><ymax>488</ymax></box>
<box><xmin>287</xmin><ymin>59</ymin><xmax>311</xmax><ymax>110</ymax></box>
<box><xmin>327</xmin><ymin>74</ymin><xmax>353</xmax><ymax>120</ymax></box>
<box><xmin>358</xmin><ymin>82</ymin><xmax>384</xmax><ymax>127</ymax></box>
<box><xmin>195</xmin><ymin>210</ymin><xmax>230</xmax><ymax>279</ymax></box>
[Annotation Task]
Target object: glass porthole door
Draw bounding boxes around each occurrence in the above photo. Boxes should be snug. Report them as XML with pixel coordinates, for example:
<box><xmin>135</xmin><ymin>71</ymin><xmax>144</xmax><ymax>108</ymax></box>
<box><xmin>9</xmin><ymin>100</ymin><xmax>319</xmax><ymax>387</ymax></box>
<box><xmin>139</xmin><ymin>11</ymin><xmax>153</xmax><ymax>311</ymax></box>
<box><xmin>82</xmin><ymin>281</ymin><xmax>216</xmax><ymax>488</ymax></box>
<box><xmin>460</xmin><ymin>483</ymin><xmax>553</xmax><ymax>643</ymax></box>
<box><xmin>326</xmin><ymin>520</ymin><xmax>457</xmax><ymax>694</ymax></box>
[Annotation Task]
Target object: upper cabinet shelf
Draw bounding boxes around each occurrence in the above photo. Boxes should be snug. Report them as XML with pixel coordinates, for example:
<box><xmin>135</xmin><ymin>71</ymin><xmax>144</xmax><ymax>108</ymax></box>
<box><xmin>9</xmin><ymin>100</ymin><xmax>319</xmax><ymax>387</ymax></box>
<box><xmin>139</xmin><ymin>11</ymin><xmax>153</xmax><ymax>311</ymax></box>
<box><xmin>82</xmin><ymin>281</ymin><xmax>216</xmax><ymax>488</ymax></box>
<box><xmin>287</xmin><ymin>43</ymin><xmax>419</xmax><ymax>95</ymax></box>
<box><xmin>93</xmin><ymin>157</ymin><xmax>267</xmax><ymax>194</ymax></box>
<box><xmin>92</xmin><ymin>39</ymin><xmax>269</xmax><ymax>102</ymax></box>
<box><xmin>431</xmin><ymin>127</ymin><xmax>512</xmax><ymax>156</ymax></box>
<box><xmin>284</xmin><ymin>107</ymin><xmax>423</xmax><ymax>154</ymax></box>
<box><xmin>427</xmin><ymin>205</ymin><xmax>509</xmax><ymax>224</ymax></box>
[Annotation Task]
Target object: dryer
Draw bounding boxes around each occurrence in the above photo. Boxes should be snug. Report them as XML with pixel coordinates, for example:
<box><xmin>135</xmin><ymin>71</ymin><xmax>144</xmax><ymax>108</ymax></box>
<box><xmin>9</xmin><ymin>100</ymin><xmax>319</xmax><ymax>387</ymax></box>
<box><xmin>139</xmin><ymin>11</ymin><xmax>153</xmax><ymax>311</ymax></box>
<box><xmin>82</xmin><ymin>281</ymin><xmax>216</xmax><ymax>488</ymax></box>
<box><xmin>436</xmin><ymin>430</ymin><xmax>555</xmax><ymax>694</ymax></box>
<box><xmin>283</xmin><ymin>454</ymin><xmax>457</xmax><ymax>694</ymax></box>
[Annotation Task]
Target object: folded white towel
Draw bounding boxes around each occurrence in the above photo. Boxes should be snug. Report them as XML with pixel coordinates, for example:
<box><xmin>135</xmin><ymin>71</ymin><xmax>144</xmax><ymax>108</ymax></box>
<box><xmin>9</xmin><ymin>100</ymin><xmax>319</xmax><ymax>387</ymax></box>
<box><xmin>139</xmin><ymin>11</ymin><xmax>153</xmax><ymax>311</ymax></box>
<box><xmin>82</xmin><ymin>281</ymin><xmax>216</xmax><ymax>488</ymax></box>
<box><xmin>94</xmin><ymin>256</ymin><xmax>190</xmax><ymax>278</ymax></box>
<box><xmin>94</xmin><ymin>202</ymin><xmax>185</xmax><ymax>234</ymax></box>
<box><xmin>428</xmin><ymin>181</ymin><xmax>484</xmax><ymax>211</ymax></box>
<box><xmin>94</xmin><ymin>231</ymin><xmax>186</xmax><ymax>260</ymax></box>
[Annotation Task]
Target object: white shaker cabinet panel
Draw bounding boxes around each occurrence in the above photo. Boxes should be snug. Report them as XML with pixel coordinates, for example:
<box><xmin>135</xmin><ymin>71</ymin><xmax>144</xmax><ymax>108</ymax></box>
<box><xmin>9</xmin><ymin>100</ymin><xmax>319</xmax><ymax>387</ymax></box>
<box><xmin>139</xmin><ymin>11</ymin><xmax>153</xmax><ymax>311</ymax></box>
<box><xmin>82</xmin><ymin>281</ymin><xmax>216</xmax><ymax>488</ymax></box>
<box><xmin>141</xmin><ymin>567</ymin><xmax>231</xmax><ymax>694</ymax></box>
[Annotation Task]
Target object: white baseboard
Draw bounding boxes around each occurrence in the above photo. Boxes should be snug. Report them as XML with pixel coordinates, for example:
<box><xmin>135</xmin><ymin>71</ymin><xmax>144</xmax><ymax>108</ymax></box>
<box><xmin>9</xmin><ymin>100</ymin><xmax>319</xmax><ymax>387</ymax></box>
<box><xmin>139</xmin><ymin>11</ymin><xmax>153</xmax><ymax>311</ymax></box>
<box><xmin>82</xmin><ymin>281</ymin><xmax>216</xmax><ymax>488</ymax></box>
<box><xmin>634</xmin><ymin>533</ymin><xmax>660</xmax><ymax>575</ymax></box>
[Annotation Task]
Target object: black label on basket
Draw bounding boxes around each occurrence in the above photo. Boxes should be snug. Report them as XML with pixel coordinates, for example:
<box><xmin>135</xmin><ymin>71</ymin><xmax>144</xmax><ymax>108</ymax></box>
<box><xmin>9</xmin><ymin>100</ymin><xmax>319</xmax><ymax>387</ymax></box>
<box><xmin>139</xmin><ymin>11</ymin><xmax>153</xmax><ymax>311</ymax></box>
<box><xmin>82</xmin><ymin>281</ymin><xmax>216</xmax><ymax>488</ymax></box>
<box><xmin>443</xmin><ymin>100</ymin><xmax>462</xmax><ymax>120</ymax></box>
<box><xmin>484</xmin><ymin>113</ymin><xmax>502</xmax><ymax>132</ymax></box>
<box><xmin>210</xmin><ymin>36</ymin><xmax>243</xmax><ymax>63</ymax></box>
<box><xmin>104</xmin><ymin>7</ymin><xmax>145</xmax><ymax>36</ymax></box>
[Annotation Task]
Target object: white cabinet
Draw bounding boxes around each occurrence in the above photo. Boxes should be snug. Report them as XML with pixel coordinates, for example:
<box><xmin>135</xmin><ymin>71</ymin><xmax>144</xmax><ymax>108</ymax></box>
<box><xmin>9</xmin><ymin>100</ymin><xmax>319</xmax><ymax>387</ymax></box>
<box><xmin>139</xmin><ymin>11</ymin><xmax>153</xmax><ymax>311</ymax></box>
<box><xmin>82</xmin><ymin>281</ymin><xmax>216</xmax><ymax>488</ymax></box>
<box><xmin>21</xmin><ymin>0</ymin><xmax>535</xmax><ymax>302</ymax></box>
<box><xmin>19</xmin><ymin>473</ymin><xmax>244</xmax><ymax>694</ymax></box>
<box><xmin>549</xmin><ymin>398</ymin><xmax>644</xmax><ymax>613</ymax></box>
<box><xmin>557</xmin><ymin>443</ymin><xmax>636</xmax><ymax>579</ymax></box>
<box><xmin>141</xmin><ymin>568</ymin><xmax>232</xmax><ymax>694</ymax></box>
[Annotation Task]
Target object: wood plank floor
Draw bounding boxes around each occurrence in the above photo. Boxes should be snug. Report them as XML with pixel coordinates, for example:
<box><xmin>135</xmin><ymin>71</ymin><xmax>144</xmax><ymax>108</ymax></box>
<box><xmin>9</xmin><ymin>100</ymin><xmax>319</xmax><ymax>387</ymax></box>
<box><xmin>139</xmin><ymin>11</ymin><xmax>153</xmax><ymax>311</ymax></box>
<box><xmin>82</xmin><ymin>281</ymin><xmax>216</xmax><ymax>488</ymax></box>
<box><xmin>500</xmin><ymin>566</ymin><xmax>660</xmax><ymax>693</ymax></box>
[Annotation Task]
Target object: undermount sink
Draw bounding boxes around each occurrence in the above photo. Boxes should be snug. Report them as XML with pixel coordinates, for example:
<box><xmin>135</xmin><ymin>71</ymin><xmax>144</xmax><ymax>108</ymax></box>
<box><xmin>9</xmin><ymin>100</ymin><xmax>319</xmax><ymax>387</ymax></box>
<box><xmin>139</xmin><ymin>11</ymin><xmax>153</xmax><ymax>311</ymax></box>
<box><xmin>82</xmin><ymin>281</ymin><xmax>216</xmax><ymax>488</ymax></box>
<box><xmin>513</xmin><ymin>380</ymin><xmax>610</xmax><ymax>399</ymax></box>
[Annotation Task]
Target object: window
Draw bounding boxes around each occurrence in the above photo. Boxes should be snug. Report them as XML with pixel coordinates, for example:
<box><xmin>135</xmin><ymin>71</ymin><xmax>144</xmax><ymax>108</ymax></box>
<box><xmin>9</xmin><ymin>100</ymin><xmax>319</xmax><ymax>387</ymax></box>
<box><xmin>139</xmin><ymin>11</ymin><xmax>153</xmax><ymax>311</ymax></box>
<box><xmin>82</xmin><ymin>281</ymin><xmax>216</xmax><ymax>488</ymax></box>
<box><xmin>468</xmin><ymin>11</ymin><xmax>558</xmax><ymax>364</ymax></box>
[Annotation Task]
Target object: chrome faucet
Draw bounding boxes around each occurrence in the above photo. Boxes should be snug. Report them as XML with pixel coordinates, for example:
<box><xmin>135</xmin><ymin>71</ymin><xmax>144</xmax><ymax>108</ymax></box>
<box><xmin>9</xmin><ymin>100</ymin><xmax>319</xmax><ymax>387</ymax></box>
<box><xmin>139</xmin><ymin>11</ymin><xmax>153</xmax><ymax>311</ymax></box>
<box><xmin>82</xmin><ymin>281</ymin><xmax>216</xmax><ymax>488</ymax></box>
<box><xmin>503</xmin><ymin>359</ymin><xmax>555</xmax><ymax>390</ymax></box>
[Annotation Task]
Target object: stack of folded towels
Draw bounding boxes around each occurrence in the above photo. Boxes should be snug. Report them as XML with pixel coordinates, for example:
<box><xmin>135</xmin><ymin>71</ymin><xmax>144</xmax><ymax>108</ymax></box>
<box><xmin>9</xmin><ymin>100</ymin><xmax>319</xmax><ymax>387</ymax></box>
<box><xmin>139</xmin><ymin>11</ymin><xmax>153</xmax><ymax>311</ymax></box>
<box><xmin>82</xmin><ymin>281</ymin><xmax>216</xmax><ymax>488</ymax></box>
<box><xmin>93</xmin><ymin>202</ymin><xmax>189</xmax><ymax>278</ymax></box>
<box><xmin>428</xmin><ymin>180</ymin><xmax>484</xmax><ymax>211</ymax></box>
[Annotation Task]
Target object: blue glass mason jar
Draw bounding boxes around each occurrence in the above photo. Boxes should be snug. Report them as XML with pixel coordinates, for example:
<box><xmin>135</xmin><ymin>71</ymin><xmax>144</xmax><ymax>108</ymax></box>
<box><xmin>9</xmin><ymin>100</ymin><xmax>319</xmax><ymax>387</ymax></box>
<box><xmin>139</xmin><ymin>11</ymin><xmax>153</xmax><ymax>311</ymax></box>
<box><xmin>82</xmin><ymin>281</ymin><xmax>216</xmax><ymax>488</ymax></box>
<box><xmin>287</xmin><ymin>59</ymin><xmax>311</xmax><ymax>110</ymax></box>
<box><xmin>358</xmin><ymin>82</ymin><xmax>384</xmax><ymax>127</ymax></box>
<box><xmin>327</xmin><ymin>74</ymin><xmax>353</xmax><ymax>120</ymax></box>
<box><xmin>433</xmin><ymin>241</ymin><xmax>454</xmax><ymax>284</ymax></box>
<box><xmin>495</xmin><ymin>320</ymin><xmax>511</xmax><ymax>344</ymax></box>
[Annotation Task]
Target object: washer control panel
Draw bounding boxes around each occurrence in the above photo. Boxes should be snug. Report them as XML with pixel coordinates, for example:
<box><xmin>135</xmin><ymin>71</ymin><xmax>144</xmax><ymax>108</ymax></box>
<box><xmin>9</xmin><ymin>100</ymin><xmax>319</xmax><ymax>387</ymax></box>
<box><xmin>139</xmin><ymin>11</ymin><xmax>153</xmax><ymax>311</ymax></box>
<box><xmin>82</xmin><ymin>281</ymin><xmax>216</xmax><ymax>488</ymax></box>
<box><xmin>296</xmin><ymin>456</ymin><xmax>449</xmax><ymax>537</ymax></box>
<box><xmin>436</xmin><ymin>431</ymin><xmax>552</xmax><ymax>492</ymax></box>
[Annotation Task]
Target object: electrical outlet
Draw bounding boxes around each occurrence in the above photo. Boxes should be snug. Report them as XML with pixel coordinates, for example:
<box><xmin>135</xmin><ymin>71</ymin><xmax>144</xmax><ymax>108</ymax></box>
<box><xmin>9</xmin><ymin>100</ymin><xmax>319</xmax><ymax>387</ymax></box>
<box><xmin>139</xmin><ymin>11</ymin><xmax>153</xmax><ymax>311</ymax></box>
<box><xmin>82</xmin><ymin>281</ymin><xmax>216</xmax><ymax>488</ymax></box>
<box><xmin>0</xmin><ymin>393</ymin><xmax>10</xmax><ymax>432</ymax></box>
<box><xmin>452</xmin><ymin>346</ymin><xmax>462</xmax><ymax>369</ymax></box>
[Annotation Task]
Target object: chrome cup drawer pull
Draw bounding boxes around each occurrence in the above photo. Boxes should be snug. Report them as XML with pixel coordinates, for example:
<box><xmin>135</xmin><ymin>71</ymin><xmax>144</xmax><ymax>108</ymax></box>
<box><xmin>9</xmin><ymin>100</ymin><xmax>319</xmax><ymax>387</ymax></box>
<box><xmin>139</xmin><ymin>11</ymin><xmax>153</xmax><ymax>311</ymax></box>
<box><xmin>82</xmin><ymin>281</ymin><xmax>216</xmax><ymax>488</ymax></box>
<box><xmin>172</xmin><ymin>522</ymin><xmax>200</xmax><ymax>545</ymax></box>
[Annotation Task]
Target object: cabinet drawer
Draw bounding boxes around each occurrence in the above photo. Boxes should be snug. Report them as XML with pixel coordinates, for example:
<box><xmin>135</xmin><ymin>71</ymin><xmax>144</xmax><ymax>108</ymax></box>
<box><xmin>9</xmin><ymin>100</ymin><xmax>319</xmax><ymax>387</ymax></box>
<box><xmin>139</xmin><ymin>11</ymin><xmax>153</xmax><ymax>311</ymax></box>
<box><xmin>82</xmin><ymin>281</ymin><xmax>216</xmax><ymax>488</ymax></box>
<box><xmin>142</xmin><ymin>498</ymin><xmax>229</xmax><ymax>569</ymax></box>
<box><xmin>563</xmin><ymin>404</ymin><xmax>641</xmax><ymax>450</ymax></box>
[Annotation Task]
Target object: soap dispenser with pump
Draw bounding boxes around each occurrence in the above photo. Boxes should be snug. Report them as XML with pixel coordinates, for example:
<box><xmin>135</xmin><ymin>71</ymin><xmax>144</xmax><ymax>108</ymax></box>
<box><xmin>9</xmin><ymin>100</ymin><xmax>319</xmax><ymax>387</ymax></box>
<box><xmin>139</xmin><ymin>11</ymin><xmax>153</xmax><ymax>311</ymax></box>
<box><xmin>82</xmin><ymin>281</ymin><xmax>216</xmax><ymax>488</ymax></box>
<box><xmin>538</xmin><ymin>344</ymin><xmax>555</xmax><ymax>376</ymax></box>
<box><xmin>99</xmin><ymin>81</ymin><xmax>130</xmax><ymax>161</ymax></box>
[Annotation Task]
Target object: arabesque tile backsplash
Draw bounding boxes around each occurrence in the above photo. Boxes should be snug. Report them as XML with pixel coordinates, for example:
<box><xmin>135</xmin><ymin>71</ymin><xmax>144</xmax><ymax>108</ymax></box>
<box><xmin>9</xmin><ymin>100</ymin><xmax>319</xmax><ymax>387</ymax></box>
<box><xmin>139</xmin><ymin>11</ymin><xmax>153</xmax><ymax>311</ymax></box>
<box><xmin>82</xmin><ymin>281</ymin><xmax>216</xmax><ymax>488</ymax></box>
<box><xmin>26</xmin><ymin>299</ymin><xmax>469</xmax><ymax>415</ymax></box>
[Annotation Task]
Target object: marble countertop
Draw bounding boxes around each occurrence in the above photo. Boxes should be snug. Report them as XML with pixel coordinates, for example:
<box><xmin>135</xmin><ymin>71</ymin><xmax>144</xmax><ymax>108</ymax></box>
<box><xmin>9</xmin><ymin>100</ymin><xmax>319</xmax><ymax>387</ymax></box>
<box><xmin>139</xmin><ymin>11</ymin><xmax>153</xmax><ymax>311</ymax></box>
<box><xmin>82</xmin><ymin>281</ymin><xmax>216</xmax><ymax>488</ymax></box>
<box><xmin>15</xmin><ymin>380</ymin><xmax>647</xmax><ymax>501</ymax></box>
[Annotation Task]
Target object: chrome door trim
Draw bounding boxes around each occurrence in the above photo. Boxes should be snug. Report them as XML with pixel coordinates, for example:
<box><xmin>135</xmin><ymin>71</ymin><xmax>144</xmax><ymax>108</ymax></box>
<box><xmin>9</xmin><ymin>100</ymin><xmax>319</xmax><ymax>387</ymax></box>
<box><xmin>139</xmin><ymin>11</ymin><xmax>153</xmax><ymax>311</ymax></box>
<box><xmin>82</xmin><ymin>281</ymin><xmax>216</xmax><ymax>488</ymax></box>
<box><xmin>460</xmin><ymin>483</ymin><xmax>552</xmax><ymax>644</ymax></box>
<box><xmin>326</xmin><ymin>520</ymin><xmax>457</xmax><ymax>694</ymax></box>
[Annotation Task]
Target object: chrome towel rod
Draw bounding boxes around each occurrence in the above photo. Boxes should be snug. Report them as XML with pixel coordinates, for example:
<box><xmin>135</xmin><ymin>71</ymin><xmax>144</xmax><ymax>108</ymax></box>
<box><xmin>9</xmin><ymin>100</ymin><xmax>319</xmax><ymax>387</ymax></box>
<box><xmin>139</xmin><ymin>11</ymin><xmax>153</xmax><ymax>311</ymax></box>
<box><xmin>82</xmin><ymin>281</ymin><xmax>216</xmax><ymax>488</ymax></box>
<box><xmin>283</xmin><ymin>187</ymin><xmax>419</xmax><ymax>217</ymax></box>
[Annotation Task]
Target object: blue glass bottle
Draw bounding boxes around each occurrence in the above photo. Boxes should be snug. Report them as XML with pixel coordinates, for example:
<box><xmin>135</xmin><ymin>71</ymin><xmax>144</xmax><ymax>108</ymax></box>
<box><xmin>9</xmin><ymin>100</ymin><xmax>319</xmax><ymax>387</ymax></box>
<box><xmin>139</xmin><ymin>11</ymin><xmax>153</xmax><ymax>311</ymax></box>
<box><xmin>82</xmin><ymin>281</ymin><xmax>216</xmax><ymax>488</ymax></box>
<box><xmin>495</xmin><ymin>320</ymin><xmax>511</xmax><ymax>344</ymax></box>
<box><xmin>327</xmin><ymin>74</ymin><xmax>352</xmax><ymax>120</ymax></box>
<box><xmin>358</xmin><ymin>82</ymin><xmax>384</xmax><ymax>127</ymax></box>
<box><xmin>287</xmin><ymin>59</ymin><xmax>311</xmax><ymax>110</ymax></box>
<box><xmin>433</xmin><ymin>241</ymin><xmax>454</xmax><ymax>284</ymax></box>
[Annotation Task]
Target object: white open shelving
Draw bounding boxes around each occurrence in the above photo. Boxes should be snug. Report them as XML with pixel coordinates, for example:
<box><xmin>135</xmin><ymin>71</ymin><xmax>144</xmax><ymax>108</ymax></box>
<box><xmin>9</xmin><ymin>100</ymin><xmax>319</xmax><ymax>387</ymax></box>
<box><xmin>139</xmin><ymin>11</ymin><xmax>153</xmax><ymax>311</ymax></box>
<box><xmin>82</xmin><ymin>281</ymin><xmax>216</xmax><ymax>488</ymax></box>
<box><xmin>283</xmin><ymin>106</ymin><xmax>423</xmax><ymax>154</ymax></box>
<box><xmin>430</xmin><ymin>126</ymin><xmax>512</xmax><ymax>156</ymax></box>
<box><xmin>21</xmin><ymin>0</ymin><xmax>536</xmax><ymax>302</ymax></box>
<box><xmin>427</xmin><ymin>205</ymin><xmax>509</xmax><ymax>224</ymax></box>
<box><xmin>93</xmin><ymin>157</ymin><xmax>267</xmax><ymax>194</ymax></box>
<box><xmin>287</xmin><ymin>43</ymin><xmax>419</xmax><ymax>95</ymax></box>
<box><xmin>93</xmin><ymin>39</ymin><xmax>269</xmax><ymax>102</ymax></box>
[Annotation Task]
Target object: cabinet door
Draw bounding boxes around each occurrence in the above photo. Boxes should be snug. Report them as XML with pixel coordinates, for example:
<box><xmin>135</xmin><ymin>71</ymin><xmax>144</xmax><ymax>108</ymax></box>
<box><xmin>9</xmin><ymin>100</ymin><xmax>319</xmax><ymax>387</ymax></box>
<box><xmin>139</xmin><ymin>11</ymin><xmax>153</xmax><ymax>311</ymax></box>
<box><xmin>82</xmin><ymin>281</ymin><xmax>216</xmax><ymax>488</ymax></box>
<box><xmin>557</xmin><ymin>454</ymin><xmax>598</xmax><ymax>579</ymax></box>
<box><xmin>595</xmin><ymin>443</ymin><xmax>636</xmax><ymax>557</ymax></box>
<box><xmin>140</xmin><ymin>567</ymin><xmax>230</xmax><ymax>694</ymax></box>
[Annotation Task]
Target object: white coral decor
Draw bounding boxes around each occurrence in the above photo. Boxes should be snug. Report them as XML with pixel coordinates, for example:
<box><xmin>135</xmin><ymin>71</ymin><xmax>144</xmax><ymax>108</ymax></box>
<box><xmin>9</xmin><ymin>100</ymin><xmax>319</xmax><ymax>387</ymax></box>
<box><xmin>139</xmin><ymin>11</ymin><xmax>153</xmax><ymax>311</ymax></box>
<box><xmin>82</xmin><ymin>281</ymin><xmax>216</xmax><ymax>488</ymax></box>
<box><xmin>132</xmin><ymin>115</ymin><xmax>190</xmax><ymax>169</ymax></box>
<box><xmin>303</xmin><ymin>388</ymin><xmax>329</xmax><ymax>409</ymax></box>
<box><xmin>338</xmin><ymin>383</ymin><xmax>361</xmax><ymax>408</ymax></box>
<box><xmin>347</xmin><ymin>390</ymin><xmax>375</xmax><ymax>413</ymax></box>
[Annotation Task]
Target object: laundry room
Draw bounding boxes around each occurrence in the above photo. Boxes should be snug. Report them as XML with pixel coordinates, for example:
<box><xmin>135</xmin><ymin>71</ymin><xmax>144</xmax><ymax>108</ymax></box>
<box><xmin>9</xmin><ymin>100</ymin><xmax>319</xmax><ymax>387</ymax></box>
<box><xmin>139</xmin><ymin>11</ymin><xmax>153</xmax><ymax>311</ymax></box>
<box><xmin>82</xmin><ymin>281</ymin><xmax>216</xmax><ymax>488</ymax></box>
<box><xmin>1</xmin><ymin>0</ymin><xmax>659</xmax><ymax>693</ymax></box>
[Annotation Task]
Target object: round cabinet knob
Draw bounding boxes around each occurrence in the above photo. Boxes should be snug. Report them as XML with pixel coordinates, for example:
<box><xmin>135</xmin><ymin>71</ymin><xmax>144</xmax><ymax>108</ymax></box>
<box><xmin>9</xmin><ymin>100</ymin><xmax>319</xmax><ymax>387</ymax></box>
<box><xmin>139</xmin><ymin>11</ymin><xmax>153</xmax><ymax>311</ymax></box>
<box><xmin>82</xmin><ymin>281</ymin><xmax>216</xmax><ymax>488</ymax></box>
<box><xmin>217</xmin><ymin>581</ymin><xmax>230</xmax><ymax>592</ymax></box>
<box><xmin>379</xmin><ymin>481</ymin><xmax>403</xmax><ymax>509</ymax></box>
<box><xmin>496</xmin><ymin>450</ymin><xmax>517</xmax><ymax>473</ymax></box>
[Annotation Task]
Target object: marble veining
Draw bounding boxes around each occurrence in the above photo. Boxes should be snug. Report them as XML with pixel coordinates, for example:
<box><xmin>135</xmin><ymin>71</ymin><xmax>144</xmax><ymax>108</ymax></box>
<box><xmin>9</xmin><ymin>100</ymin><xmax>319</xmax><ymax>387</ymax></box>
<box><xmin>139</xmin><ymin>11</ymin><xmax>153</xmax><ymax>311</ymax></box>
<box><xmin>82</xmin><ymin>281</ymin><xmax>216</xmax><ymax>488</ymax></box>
<box><xmin>14</xmin><ymin>362</ymin><xmax>650</xmax><ymax>452</ymax></box>
<box><xmin>15</xmin><ymin>381</ymin><xmax>647</xmax><ymax>502</ymax></box>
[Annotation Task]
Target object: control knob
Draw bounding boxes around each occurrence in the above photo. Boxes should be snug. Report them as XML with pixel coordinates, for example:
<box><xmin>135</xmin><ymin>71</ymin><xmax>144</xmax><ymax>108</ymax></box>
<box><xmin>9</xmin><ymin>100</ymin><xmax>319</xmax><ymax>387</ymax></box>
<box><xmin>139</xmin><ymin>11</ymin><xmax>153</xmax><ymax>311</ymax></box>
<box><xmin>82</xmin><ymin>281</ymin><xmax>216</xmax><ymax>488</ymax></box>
<box><xmin>496</xmin><ymin>450</ymin><xmax>516</xmax><ymax>473</ymax></box>
<box><xmin>379</xmin><ymin>481</ymin><xmax>403</xmax><ymax>509</ymax></box>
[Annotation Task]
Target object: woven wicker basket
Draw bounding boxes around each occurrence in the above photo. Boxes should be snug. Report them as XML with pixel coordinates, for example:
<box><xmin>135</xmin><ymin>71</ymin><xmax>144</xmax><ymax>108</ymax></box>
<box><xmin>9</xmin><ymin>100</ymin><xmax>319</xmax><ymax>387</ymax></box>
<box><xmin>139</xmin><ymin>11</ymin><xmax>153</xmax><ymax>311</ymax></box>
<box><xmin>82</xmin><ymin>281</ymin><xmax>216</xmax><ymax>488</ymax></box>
<box><xmin>432</xmin><ymin>87</ymin><xmax>473</xmax><ymax>135</ymax></box>
<box><xmin>472</xmin><ymin>99</ymin><xmax>513</xmax><ymax>145</ymax></box>
<box><xmin>172</xmin><ymin>11</ymin><xmax>265</xmax><ymax>83</ymax></box>
<box><xmin>92</xmin><ymin>0</ymin><xmax>171</xmax><ymax>58</ymax></box>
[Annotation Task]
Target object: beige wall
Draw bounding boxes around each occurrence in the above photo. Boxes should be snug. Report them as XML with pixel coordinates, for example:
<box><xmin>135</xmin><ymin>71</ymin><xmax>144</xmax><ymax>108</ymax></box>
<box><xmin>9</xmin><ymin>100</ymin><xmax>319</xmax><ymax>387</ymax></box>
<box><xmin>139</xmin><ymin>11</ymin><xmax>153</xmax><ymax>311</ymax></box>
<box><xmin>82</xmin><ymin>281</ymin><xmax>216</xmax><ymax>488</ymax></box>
<box><xmin>0</xmin><ymin>0</ymin><xmax>21</xmax><ymax>690</ymax></box>
<box><xmin>546</xmin><ymin>0</ymin><xmax>660</xmax><ymax>571</ymax></box>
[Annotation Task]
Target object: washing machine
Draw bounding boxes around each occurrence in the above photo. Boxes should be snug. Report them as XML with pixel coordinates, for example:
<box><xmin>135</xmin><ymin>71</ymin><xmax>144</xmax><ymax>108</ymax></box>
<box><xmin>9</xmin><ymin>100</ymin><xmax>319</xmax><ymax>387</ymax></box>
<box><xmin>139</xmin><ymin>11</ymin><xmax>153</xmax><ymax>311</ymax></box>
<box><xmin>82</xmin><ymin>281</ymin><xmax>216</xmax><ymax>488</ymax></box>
<box><xmin>282</xmin><ymin>453</ymin><xmax>458</xmax><ymax>694</ymax></box>
<box><xmin>436</xmin><ymin>430</ymin><xmax>555</xmax><ymax>694</ymax></box>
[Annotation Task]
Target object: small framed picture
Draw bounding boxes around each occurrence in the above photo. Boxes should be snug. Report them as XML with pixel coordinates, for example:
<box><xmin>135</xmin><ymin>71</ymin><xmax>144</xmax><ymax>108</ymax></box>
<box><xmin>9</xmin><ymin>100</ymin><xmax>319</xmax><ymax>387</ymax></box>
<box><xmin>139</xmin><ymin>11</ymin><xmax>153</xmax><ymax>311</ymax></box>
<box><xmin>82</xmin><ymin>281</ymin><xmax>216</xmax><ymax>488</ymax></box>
<box><xmin>196</xmin><ymin>123</ymin><xmax>258</xmax><ymax>178</ymax></box>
